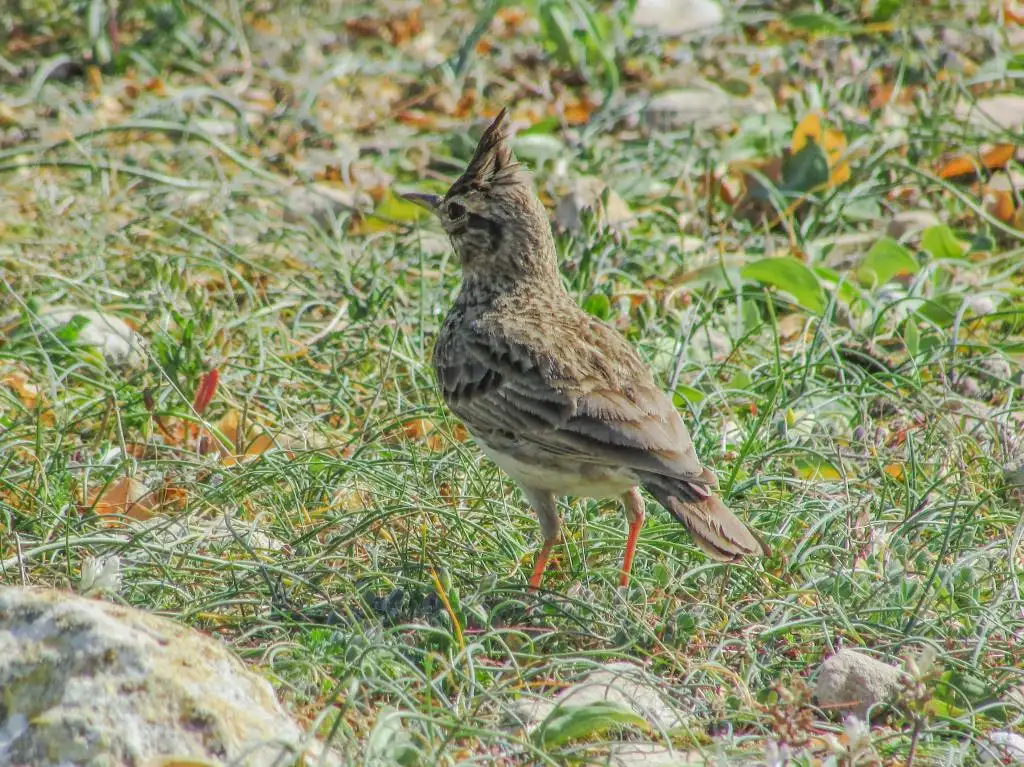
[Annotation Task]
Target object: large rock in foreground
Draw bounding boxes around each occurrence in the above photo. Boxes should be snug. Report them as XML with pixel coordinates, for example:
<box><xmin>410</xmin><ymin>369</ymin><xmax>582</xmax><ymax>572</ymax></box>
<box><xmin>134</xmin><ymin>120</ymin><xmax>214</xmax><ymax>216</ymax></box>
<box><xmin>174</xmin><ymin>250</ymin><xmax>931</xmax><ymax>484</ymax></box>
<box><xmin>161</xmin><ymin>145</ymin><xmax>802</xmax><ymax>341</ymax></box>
<box><xmin>0</xmin><ymin>586</ymin><xmax>335</xmax><ymax>767</ymax></box>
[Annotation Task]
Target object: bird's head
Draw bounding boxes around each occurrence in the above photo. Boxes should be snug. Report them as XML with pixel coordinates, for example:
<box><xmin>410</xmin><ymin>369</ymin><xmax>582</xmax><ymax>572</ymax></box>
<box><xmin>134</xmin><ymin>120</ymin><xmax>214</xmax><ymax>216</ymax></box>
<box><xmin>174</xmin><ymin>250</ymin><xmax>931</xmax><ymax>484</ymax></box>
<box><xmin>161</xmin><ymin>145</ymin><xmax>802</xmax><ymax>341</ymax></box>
<box><xmin>402</xmin><ymin>108</ymin><xmax>557</xmax><ymax>285</ymax></box>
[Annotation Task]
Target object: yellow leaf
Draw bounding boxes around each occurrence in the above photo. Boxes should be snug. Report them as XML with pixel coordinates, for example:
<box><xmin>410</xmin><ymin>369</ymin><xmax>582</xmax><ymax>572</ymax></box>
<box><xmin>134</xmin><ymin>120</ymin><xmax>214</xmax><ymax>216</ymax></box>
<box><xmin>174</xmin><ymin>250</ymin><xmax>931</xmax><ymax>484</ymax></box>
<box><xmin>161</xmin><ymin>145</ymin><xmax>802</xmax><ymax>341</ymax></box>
<box><xmin>822</xmin><ymin>128</ymin><xmax>850</xmax><ymax>184</ymax></box>
<box><xmin>884</xmin><ymin>463</ymin><xmax>905</xmax><ymax>480</ymax></box>
<box><xmin>791</xmin><ymin>113</ymin><xmax>823</xmax><ymax>154</ymax></box>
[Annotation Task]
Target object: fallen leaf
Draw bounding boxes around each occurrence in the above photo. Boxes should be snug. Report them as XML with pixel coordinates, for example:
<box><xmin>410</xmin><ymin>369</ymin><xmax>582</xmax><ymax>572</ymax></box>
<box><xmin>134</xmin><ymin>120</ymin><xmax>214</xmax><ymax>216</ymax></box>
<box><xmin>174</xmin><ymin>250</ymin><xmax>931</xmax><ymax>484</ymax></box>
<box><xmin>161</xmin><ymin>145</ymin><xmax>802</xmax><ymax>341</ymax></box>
<box><xmin>884</xmin><ymin>463</ymin><xmax>905</xmax><ymax>480</ymax></box>
<box><xmin>87</xmin><ymin>477</ymin><xmax>154</xmax><ymax>520</ymax></box>
<box><xmin>2</xmin><ymin>371</ymin><xmax>41</xmax><ymax>409</ymax></box>
<box><xmin>937</xmin><ymin>144</ymin><xmax>1015</xmax><ymax>181</ymax></box>
<box><xmin>192</xmin><ymin>369</ymin><xmax>219</xmax><ymax>414</ymax></box>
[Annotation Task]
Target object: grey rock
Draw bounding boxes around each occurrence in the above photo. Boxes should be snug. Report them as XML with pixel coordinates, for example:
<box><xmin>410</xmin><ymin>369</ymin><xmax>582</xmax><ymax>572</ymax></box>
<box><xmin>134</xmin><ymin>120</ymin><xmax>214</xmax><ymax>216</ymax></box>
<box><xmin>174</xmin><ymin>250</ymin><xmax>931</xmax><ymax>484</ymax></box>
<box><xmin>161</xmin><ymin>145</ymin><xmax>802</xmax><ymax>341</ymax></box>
<box><xmin>886</xmin><ymin>210</ymin><xmax>940</xmax><ymax>240</ymax></box>
<box><xmin>633</xmin><ymin>0</ymin><xmax>723</xmax><ymax>36</ymax></box>
<box><xmin>644</xmin><ymin>88</ymin><xmax>770</xmax><ymax>131</ymax></box>
<box><xmin>0</xmin><ymin>586</ymin><xmax>340</xmax><ymax>767</ymax></box>
<box><xmin>610</xmin><ymin>743</ymin><xmax>703</xmax><ymax>766</ymax></box>
<box><xmin>961</xmin><ymin>95</ymin><xmax>1024</xmax><ymax>132</ymax></box>
<box><xmin>980</xmin><ymin>731</ymin><xmax>1024</xmax><ymax>764</ymax></box>
<box><xmin>39</xmin><ymin>308</ymin><xmax>147</xmax><ymax>368</ymax></box>
<box><xmin>814</xmin><ymin>649</ymin><xmax>903</xmax><ymax>720</ymax></box>
<box><xmin>512</xmin><ymin>662</ymin><xmax>690</xmax><ymax>732</ymax></box>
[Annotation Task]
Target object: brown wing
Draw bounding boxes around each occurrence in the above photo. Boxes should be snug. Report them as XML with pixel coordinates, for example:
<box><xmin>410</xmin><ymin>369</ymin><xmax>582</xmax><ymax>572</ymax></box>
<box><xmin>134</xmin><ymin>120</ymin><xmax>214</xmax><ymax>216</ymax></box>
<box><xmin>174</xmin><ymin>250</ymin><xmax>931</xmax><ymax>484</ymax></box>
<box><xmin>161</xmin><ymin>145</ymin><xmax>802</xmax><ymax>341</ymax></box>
<box><xmin>433</xmin><ymin>310</ymin><xmax>707</xmax><ymax>484</ymax></box>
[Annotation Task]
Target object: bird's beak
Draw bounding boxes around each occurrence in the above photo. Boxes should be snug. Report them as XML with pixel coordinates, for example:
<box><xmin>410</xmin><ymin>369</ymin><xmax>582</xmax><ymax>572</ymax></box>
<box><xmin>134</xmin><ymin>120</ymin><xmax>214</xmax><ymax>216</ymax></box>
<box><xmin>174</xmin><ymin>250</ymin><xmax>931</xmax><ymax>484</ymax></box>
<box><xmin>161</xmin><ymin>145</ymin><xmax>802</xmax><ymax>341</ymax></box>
<box><xmin>400</xmin><ymin>192</ymin><xmax>442</xmax><ymax>216</ymax></box>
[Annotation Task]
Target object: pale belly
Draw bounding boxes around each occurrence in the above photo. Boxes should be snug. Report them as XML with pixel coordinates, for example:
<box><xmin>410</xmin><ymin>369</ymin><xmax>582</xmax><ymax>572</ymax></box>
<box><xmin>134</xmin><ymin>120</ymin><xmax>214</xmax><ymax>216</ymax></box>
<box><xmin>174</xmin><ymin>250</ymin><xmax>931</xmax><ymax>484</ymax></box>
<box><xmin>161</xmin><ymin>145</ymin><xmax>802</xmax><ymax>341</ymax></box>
<box><xmin>475</xmin><ymin>437</ymin><xmax>637</xmax><ymax>498</ymax></box>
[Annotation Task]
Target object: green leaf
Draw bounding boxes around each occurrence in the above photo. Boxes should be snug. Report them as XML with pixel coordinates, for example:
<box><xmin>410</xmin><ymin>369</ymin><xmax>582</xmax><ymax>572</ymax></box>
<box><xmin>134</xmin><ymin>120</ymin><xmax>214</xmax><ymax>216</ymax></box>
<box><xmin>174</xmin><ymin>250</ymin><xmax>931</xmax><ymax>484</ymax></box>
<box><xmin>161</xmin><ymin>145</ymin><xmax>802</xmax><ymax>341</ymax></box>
<box><xmin>921</xmin><ymin>225</ymin><xmax>966</xmax><ymax>259</ymax></box>
<box><xmin>366</xmin><ymin>708</ymin><xmax>421</xmax><ymax>766</ymax></box>
<box><xmin>868</xmin><ymin>0</ymin><xmax>905</xmax><ymax>21</ymax></box>
<box><xmin>520</xmin><ymin>116</ymin><xmax>560</xmax><ymax>135</ymax></box>
<box><xmin>780</xmin><ymin>141</ymin><xmax>831</xmax><ymax>193</ymax></box>
<box><xmin>372</xmin><ymin>190</ymin><xmax>433</xmax><ymax>224</ymax></box>
<box><xmin>786</xmin><ymin>12</ymin><xmax>851</xmax><ymax>34</ymax></box>
<box><xmin>582</xmin><ymin>293</ymin><xmax>611</xmax><ymax>320</ymax></box>
<box><xmin>903</xmin><ymin>319</ymin><xmax>920</xmax><ymax>357</ymax></box>
<box><xmin>510</xmin><ymin>133</ymin><xmax>565</xmax><ymax>163</ymax></box>
<box><xmin>856</xmin><ymin>237</ymin><xmax>919</xmax><ymax>287</ymax></box>
<box><xmin>532</xmin><ymin>701</ymin><xmax>647</xmax><ymax>748</ymax></box>
<box><xmin>53</xmin><ymin>314</ymin><xmax>91</xmax><ymax>344</ymax></box>
<box><xmin>673</xmin><ymin>385</ymin><xmax>705</xmax><ymax>406</ymax></box>
<box><xmin>915</xmin><ymin>294</ymin><xmax>962</xmax><ymax>326</ymax></box>
<box><xmin>741</xmin><ymin>257</ymin><xmax>826</xmax><ymax>313</ymax></box>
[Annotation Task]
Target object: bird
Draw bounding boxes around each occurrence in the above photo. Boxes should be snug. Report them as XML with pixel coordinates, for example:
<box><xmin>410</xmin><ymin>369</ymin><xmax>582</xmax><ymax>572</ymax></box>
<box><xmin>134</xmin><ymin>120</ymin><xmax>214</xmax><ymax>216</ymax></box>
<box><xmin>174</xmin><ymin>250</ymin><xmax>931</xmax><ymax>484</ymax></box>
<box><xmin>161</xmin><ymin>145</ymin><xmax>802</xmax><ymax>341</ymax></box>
<box><xmin>402</xmin><ymin>108</ymin><xmax>769</xmax><ymax>589</ymax></box>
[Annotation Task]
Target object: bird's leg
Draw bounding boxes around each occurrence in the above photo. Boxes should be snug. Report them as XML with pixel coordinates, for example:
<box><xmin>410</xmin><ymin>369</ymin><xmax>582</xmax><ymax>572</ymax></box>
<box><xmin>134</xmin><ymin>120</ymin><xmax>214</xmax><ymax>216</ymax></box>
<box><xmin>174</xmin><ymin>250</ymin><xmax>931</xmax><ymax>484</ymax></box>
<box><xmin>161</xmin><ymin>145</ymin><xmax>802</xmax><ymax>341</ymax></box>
<box><xmin>523</xmin><ymin>487</ymin><xmax>560</xmax><ymax>591</ymax></box>
<box><xmin>620</xmin><ymin>487</ymin><xmax>646</xmax><ymax>587</ymax></box>
<box><xmin>529</xmin><ymin>537</ymin><xmax>557</xmax><ymax>590</ymax></box>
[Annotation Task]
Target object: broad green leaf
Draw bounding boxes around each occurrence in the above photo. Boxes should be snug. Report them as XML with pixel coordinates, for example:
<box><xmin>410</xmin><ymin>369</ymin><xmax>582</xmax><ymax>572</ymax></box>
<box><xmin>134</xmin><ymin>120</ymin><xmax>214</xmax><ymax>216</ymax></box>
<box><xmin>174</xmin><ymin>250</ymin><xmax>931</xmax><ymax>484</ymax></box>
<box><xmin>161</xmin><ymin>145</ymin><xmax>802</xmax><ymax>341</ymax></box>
<box><xmin>786</xmin><ymin>12</ymin><xmax>851</xmax><ymax>34</ymax></box>
<box><xmin>780</xmin><ymin>141</ymin><xmax>830</xmax><ymax>193</ymax></box>
<box><xmin>366</xmin><ymin>708</ymin><xmax>421</xmax><ymax>766</ymax></box>
<box><xmin>54</xmin><ymin>314</ymin><xmax>91</xmax><ymax>344</ymax></box>
<box><xmin>371</xmin><ymin>190</ymin><xmax>433</xmax><ymax>226</ymax></box>
<box><xmin>582</xmin><ymin>293</ymin><xmax>611</xmax><ymax>320</ymax></box>
<box><xmin>741</xmin><ymin>257</ymin><xmax>826</xmax><ymax>313</ymax></box>
<box><xmin>915</xmin><ymin>294</ymin><xmax>962</xmax><ymax>326</ymax></box>
<box><xmin>814</xmin><ymin>266</ymin><xmax>868</xmax><ymax>309</ymax></box>
<box><xmin>856</xmin><ymin>237</ymin><xmax>919</xmax><ymax>287</ymax></box>
<box><xmin>673</xmin><ymin>385</ymin><xmax>705</xmax><ymax>405</ymax></box>
<box><xmin>868</xmin><ymin>0</ymin><xmax>905</xmax><ymax>21</ymax></box>
<box><xmin>903</xmin><ymin>319</ymin><xmax>920</xmax><ymax>356</ymax></box>
<box><xmin>921</xmin><ymin>225</ymin><xmax>966</xmax><ymax>260</ymax></box>
<box><xmin>520</xmin><ymin>116</ymin><xmax>560</xmax><ymax>135</ymax></box>
<box><xmin>532</xmin><ymin>701</ymin><xmax>647</xmax><ymax>748</ymax></box>
<box><xmin>795</xmin><ymin>457</ymin><xmax>842</xmax><ymax>480</ymax></box>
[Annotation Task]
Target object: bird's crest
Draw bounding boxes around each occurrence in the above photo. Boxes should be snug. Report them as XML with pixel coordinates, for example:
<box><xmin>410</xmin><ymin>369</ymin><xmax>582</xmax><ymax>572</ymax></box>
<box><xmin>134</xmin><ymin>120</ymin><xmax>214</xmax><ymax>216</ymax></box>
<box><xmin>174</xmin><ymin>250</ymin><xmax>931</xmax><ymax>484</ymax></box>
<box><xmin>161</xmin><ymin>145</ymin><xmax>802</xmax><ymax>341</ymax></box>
<box><xmin>446</xmin><ymin>108</ymin><xmax>525</xmax><ymax>198</ymax></box>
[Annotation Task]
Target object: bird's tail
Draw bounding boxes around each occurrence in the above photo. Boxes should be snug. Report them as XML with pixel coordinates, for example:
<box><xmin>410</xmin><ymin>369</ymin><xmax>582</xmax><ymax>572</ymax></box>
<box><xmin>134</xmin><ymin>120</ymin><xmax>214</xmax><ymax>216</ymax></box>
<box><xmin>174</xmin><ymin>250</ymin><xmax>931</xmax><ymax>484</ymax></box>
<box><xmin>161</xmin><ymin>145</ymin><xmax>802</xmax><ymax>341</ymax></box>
<box><xmin>642</xmin><ymin>476</ymin><xmax>769</xmax><ymax>561</ymax></box>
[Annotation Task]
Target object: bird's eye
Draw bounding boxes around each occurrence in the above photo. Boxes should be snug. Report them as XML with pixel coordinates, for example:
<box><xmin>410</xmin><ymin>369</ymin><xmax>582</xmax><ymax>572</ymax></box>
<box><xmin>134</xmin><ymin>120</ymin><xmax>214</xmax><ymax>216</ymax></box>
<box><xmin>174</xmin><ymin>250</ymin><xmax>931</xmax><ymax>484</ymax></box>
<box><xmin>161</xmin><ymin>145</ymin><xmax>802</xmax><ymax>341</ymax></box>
<box><xmin>447</xmin><ymin>202</ymin><xmax>466</xmax><ymax>219</ymax></box>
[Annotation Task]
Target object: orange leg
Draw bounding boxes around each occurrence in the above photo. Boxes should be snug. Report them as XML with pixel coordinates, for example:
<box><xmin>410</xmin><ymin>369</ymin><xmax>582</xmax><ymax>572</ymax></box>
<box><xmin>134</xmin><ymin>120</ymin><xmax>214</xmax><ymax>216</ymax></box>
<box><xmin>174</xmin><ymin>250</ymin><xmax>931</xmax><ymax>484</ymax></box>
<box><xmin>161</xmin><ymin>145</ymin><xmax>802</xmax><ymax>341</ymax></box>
<box><xmin>528</xmin><ymin>537</ymin><xmax>557</xmax><ymax>590</ymax></box>
<box><xmin>620</xmin><ymin>488</ymin><xmax>646</xmax><ymax>587</ymax></box>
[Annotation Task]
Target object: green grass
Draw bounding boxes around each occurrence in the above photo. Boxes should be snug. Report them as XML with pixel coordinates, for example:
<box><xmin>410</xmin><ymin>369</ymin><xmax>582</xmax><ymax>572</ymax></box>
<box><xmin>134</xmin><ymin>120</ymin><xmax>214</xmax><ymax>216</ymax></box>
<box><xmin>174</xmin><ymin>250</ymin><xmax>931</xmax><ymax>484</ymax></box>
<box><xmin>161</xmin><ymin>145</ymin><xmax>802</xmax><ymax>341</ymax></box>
<box><xmin>1</xmin><ymin>0</ymin><xmax>1023</xmax><ymax>764</ymax></box>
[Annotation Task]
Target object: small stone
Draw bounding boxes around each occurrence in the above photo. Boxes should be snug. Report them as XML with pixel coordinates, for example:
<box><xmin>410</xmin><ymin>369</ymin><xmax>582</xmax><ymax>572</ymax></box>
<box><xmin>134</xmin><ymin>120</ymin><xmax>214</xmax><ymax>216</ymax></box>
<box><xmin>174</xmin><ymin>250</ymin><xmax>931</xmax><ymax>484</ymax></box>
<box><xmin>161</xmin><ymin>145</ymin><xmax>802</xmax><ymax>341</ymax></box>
<box><xmin>952</xmin><ymin>375</ymin><xmax>982</xmax><ymax>400</ymax></box>
<box><xmin>886</xmin><ymin>210</ymin><xmax>940</xmax><ymax>240</ymax></box>
<box><xmin>813</xmin><ymin>649</ymin><xmax>903</xmax><ymax>720</ymax></box>
<box><xmin>633</xmin><ymin>0</ymin><xmax>723</xmax><ymax>36</ymax></box>
<box><xmin>643</xmin><ymin>88</ymin><xmax>769</xmax><ymax>131</ymax></box>
<box><xmin>39</xmin><ymin>308</ymin><xmax>147</xmax><ymax>368</ymax></box>
<box><xmin>1004</xmin><ymin>461</ymin><xmax>1024</xmax><ymax>507</ymax></box>
<box><xmin>980</xmin><ymin>731</ymin><xmax>1024</xmax><ymax>764</ymax></box>
<box><xmin>282</xmin><ymin>183</ymin><xmax>370</xmax><ymax>226</ymax></box>
<box><xmin>554</xmin><ymin>176</ymin><xmax>633</xmax><ymax>233</ymax></box>
<box><xmin>511</xmin><ymin>662</ymin><xmax>691</xmax><ymax>732</ymax></box>
<box><xmin>0</xmin><ymin>586</ymin><xmax>341</xmax><ymax>767</ymax></box>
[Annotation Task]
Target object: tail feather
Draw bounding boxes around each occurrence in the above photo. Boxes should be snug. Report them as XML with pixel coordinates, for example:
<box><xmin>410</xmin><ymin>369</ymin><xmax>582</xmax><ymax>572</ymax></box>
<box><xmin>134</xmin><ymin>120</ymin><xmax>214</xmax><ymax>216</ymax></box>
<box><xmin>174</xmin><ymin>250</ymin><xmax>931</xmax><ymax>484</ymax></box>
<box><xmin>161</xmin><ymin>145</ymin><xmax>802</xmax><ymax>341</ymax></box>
<box><xmin>643</xmin><ymin>479</ymin><xmax>769</xmax><ymax>561</ymax></box>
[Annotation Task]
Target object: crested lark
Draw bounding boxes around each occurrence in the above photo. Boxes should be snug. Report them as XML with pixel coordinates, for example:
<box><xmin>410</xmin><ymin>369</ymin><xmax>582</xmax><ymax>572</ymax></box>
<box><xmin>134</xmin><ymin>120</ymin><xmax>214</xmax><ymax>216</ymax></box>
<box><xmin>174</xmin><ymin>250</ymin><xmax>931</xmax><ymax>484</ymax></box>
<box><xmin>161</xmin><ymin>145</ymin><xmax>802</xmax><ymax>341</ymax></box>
<box><xmin>403</xmin><ymin>108</ymin><xmax>769</xmax><ymax>589</ymax></box>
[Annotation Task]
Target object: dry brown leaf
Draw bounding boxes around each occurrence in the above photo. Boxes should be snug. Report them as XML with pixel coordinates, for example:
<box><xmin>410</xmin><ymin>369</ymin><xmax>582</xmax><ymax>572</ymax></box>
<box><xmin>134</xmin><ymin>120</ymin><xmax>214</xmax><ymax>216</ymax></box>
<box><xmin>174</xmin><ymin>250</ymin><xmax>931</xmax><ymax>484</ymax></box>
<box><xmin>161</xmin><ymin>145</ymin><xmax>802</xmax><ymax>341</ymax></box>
<box><xmin>2</xmin><ymin>371</ymin><xmax>41</xmax><ymax>409</ymax></box>
<box><xmin>87</xmin><ymin>477</ymin><xmax>152</xmax><ymax>520</ymax></box>
<box><xmin>777</xmin><ymin>313</ymin><xmax>808</xmax><ymax>342</ymax></box>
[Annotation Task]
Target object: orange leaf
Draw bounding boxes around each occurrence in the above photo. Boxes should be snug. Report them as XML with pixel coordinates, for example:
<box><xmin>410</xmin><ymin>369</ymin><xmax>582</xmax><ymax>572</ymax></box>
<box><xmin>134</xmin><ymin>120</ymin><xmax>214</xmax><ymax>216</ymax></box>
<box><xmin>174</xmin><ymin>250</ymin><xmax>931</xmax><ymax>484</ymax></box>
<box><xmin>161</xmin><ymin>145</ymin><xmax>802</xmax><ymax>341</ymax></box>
<box><xmin>396</xmin><ymin>110</ymin><xmax>437</xmax><ymax>129</ymax></box>
<box><xmin>192</xmin><ymin>369</ymin><xmax>219</xmax><ymax>414</ymax></box>
<box><xmin>88</xmin><ymin>477</ymin><xmax>154</xmax><ymax>520</ymax></box>
<box><xmin>2</xmin><ymin>371</ymin><xmax>41</xmax><ymax>409</ymax></box>
<box><xmin>937</xmin><ymin>144</ymin><xmax>1015</xmax><ymax>180</ymax></box>
<box><xmin>883</xmin><ymin>463</ymin><xmax>905</xmax><ymax>480</ymax></box>
<box><xmin>822</xmin><ymin>128</ymin><xmax>850</xmax><ymax>185</ymax></box>
<box><xmin>562</xmin><ymin>99</ymin><xmax>594</xmax><ymax>126</ymax></box>
<box><xmin>986</xmin><ymin>188</ymin><xmax>1017</xmax><ymax>224</ymax></box>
